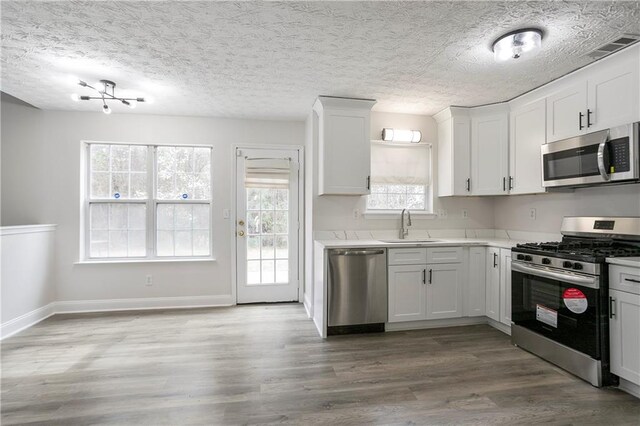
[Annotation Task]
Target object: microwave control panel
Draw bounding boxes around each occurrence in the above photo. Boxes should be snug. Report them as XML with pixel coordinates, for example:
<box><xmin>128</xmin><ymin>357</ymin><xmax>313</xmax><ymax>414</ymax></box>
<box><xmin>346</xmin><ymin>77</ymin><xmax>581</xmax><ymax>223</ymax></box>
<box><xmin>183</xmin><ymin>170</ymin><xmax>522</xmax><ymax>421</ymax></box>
<box><xmin>610</xmin><ymin>138</ymin><xmax>630</xmax><ymax>173</ymax></box>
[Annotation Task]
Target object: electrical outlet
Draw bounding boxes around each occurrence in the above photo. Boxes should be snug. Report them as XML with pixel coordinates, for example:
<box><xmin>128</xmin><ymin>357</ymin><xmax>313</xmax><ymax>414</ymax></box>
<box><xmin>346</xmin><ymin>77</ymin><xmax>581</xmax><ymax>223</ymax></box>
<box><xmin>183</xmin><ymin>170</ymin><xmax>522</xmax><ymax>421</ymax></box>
<box><xmin>461</xmin><ymin>209</ymin><xmax>468</xmax><ymax>219</ymax></box>
<box><xmin>529</xmin><ymin>208</ymin><xmax>537</xmax><ymax>220</ymax></box>
<box><xmin>437</xmin><ymin>209</ymin><xmax>448</xmax><ymax>218</ymax></box>
<box><xmin>353</xmin><ymin>209</ymin><xmax>360</xmax><ymax>219</ymax></box>
<box><xmin>146</xmin><ymin>275</ymin><xmax>153</xmax><ymax>286</ymax></box>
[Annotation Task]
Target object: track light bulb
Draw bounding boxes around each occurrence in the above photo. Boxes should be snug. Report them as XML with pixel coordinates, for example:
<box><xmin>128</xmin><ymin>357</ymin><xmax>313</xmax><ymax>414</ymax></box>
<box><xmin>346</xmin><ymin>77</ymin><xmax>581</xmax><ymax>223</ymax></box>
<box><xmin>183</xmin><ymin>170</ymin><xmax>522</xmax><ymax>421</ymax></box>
<box><xmin>102</xmin><ymin>104</ymin><xmax>112</xmax><ymax>115</ymax></box>
<box><xmin>70</xmin><ymin>93</ymin><xmax>80</xmax><ymax>102</ymax></box>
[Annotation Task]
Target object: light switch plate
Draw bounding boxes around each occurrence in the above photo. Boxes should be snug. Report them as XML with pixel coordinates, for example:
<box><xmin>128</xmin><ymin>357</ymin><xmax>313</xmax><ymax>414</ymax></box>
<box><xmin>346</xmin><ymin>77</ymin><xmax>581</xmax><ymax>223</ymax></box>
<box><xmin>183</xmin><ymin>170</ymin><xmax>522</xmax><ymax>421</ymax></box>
<box><xmin>223</xmin><ymin>208</ymin><xmax>230</xmax><ymax>219</ymax></box>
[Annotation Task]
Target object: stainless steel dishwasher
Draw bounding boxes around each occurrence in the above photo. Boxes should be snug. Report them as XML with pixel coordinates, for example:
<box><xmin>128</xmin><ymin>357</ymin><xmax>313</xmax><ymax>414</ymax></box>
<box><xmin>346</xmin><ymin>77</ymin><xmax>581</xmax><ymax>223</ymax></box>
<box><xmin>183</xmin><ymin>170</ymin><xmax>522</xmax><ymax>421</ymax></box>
<box><xmin>327</xmin><ymin>248</ymin><xmax>387</xmax><ymax>334</ymax></box>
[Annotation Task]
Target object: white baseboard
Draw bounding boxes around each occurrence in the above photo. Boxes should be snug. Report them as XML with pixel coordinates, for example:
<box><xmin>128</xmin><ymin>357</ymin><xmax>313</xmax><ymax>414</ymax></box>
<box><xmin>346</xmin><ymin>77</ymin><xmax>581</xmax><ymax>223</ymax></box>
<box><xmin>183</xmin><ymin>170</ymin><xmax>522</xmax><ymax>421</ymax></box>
<box><xmin>54</xmin><ymin>294</ymin><xmax>234</xmax><ymax>314</ymax></box>
<box><xmin>1</xmin><ymin>295</ymin><xmax>234</xmax><ymax>340</ymax></box>
<box><xmin>487</xmin><ymin>318</ymin><xmax>512</xmax><ymax>336</ymax></box>
<box><xmin>1</xmin><ymin>303</ymin><xmax>56</xmax><ymax>340</ymax></box>
<box><xmin>618</xmin><ymin>378</ymin><xmax>640</xmax><ymax>399</ymax></box>
<box><xmin>303</xmin><ymin>294</ymin><xmax>313</xmax><ymax>318</ymax></box>
<box><xmin>385</xmin><ymin>316</ymin><xmax>487</xmax><ymax>332</ymax></box>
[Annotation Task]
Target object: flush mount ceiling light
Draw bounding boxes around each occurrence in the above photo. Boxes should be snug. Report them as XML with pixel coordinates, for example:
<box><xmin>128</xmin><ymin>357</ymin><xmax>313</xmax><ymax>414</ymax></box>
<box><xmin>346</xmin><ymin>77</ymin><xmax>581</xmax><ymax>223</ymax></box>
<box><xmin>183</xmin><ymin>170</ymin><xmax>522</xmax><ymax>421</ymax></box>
<box><xmin>70</xmin><ymin>79</ymin><xmax>146</xmax><ymax>114</ymax></box>
<box><xmin>492</xmin><ymin>28</ymin><xmax>543</xmax><ymax>61</ymax></box>
<box><xmin>381</xmin><ymin>128</ymin><xmax>422</xmax><ymax>143</ymax></box>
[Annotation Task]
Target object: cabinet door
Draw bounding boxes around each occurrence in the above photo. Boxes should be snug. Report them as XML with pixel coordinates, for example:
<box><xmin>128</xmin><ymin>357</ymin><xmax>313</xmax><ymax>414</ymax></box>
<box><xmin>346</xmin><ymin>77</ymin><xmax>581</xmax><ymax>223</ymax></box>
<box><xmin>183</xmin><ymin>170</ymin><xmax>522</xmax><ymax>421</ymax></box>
<box><xmin>426</xmin><ymin>263</ymin><xmax>463</xmax><ymax>320</ymax></box>
<box><xmin>485</xmin><ymin>247</ymin><xmax>500</xmax><ymax>321</ymax></box>
<box><xmin>499</xmin><ymin>249</ymin><xmax>512</xmax><ymax>327</ymax></box>
<box><xmin>319</xmin><ymin>108</ymin><xmax>371</xmax><ymax>195</ymax></box>
<box><xmin>471</xmin><ymin>112</ymin><xmax>509</xmax><ymax>195</ymax></box>
<box><xmin>467</xmin><ymin>247</ymin><xmax>486</xmax><ymax>317</ymax></box>
<box><xmin>509</xmin><ymin>98</ymin><xmax>546</xmax><ymax>195</ymax></box>
<box><xmin>388</xmin><ymin>265</ymin><xmax>427</xmax><ymax>323</ymax></box>
<box><xmin>610</xmin><ymin>289</ymin><xmax>640</xmax><ymax>385</ymax></box>
<box><xmin>587</xmin><ymin>52</ymin><xmax>640</xmax><ymax>132</ymax></box>
<box><xmin>452</xmin><ymin>116</ymin><xmax>472</xmax><ymax>195</ymax></box>
<box><xmin>546</xmin><ymin>81</ymin><xmax>588</xmax><ymax>142</ymax></box>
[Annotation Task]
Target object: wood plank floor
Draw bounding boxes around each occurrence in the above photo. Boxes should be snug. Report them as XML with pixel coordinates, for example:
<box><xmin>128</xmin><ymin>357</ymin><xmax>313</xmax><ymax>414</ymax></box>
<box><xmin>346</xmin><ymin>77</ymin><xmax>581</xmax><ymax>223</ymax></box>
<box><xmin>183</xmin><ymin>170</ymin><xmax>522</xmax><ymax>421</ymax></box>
<box><xmin>2</xmin><ymin>304</ymin><xmax>639</xmax><ymax>425</ymax></box>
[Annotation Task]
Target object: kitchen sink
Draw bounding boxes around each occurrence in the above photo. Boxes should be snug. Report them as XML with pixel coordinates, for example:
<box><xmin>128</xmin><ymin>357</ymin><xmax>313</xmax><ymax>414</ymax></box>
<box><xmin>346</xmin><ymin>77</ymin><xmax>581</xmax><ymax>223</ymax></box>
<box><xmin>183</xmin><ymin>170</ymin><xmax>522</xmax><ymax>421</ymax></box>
<box><xmin>378</xmin><ymin>239</ymin><xmax>440</xmax><ymax>244</ymax></box>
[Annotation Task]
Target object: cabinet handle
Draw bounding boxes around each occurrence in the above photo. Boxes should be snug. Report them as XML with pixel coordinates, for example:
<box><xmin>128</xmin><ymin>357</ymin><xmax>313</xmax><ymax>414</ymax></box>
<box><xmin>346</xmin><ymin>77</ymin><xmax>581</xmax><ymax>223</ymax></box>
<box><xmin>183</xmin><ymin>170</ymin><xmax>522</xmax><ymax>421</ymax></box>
<box><xmin>503</xmin><ymin>177</ymin><xmax>506</xmax><ymax>191</ymax></box>
<box><xmin>509</xmin><ymin>176</ymin><xmax>513</xmax><ymax>190</ymax></box>
<box><xmin>466</xmin><ymin>178</ymin><xmax>471</xmax><ymax>192</ymax></box>
<box><xmin>587</xmin><ymin>109</ymin><xmax>592</xmax><ymax>128</ymax></box>
<box><xmin>366</xmin><ymin>175</ymin><xmax>370</xmax><ymax>190</ymax></box>
<box><xmin>610</xmin><ymin>297</ymin><xmax>616</xmax><ymax>318</ymax></box>
<box><xmin>624</xmin><ymin>278</ymin><xmax>640</xmax><ymax>283</ymax></box>
<box><xmin>579</xmin><ymin>112</ymin><xmax>585</xmax><ymax>130</ymax></box>
<box><xmin>422</xmin><ymin>269</ymin><xmax>426</xmax><ymax>284</ymax></box>
<box><xmin>428</xmin><ymin>269</ymin><xmax>433</xmax><ymax>284</ymax></box>
<box><xmin>493</xmin><ymin>253</ymin><xmax>498</xmax><ymax>268</ymax></box>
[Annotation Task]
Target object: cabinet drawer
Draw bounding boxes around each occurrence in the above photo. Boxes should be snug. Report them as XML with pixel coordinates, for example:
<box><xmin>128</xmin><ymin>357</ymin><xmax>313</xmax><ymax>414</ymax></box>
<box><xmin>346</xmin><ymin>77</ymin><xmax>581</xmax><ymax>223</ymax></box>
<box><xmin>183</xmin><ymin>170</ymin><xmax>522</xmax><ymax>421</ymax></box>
<box><xmin>388</xmin><ymin>248</ymin><xmax>428</xmax><ymax>265</ymax></box>
<box><xmin>609</xmin><ymin>265</ymin><xmax>640</xmax><ymax>295</ymax></box>
<box><xmin>426</xmin><ymin>247</ymin><xmax>462</xmax><ymax>264</ymax></box>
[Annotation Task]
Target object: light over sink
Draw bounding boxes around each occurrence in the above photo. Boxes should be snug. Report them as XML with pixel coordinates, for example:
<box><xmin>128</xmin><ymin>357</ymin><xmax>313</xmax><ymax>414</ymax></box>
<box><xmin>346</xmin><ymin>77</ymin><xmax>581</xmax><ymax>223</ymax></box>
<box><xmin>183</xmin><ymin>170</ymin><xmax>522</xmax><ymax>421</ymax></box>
<box><xmin>378</xmin><ymin>239</ymin><xmax>441</xmax><ymax>244</ymax></box>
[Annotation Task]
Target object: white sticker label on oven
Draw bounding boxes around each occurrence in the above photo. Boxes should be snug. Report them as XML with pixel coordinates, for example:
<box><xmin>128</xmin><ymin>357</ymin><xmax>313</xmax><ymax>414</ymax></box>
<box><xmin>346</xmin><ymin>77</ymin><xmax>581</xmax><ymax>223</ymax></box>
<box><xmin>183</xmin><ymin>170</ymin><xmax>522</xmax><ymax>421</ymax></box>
<box><xmin>536</xmin><ymin>304</ymin><xmax>558</xmax><ymax>328</ymax></box>
<box><xmin>563</xmin><ymin>288</ymin><xmax>588</xmax><ymax>314</ymax></box>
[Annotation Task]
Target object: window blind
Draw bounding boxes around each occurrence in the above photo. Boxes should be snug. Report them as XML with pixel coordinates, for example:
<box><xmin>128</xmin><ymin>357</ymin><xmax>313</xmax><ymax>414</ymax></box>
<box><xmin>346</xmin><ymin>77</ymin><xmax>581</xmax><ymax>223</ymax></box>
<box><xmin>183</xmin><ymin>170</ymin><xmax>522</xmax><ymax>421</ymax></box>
<box><xmin>245</xmin><ymin>158</ymin><xmax>290</xmax><ymax>189</ymax></box>
<box><xmin>370</xmin><ymin>142</ymin><xmax>431</xmax><ymax>185</ymax></box>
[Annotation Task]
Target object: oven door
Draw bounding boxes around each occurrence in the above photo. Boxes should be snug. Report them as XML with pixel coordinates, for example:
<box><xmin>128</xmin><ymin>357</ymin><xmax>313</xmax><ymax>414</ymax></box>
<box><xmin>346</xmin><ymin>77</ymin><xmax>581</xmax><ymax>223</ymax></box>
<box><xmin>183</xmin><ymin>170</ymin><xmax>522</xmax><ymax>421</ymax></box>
<box><xmin>511</xmin><ymin>262</ymin><xmax>602</xmax><ymax>359</ymax></box>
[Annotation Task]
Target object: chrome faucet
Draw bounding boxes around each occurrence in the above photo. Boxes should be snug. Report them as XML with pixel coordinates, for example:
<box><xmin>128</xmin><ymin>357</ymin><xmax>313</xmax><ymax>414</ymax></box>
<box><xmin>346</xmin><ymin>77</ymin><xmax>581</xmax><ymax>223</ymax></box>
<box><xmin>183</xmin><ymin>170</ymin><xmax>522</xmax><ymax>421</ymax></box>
<box><xmin>399</xmin><ymin>209</ymin><xmax>412</xmax><ymax>239</ymax></box>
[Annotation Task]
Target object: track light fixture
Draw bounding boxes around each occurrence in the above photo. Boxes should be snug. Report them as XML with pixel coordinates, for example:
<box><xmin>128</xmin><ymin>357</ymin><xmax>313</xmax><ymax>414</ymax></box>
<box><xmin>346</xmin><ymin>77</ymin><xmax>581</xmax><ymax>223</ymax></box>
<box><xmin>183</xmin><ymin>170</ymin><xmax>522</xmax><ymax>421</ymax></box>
<box><xmin>70</xmin><ymin>79</ymin><xmax>146</xmax><ymax>114</ymax></box>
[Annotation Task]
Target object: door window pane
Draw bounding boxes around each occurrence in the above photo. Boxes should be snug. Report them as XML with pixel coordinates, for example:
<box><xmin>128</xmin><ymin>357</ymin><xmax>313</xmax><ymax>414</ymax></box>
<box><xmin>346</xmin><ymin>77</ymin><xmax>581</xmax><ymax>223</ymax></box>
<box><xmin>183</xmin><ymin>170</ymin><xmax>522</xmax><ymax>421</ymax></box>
<box><xmin>156</xmin><ymin>204</ymin><xmax>210</xmax><ymax>257</ymax></box>
<box><xmin>245</xmin><ymin>186</ymin><xmax>290</xmax><ymax>285</ymax></box>
<box><xmin>89</xmin><ymin>203</ymin><xmax>146</xmax><ymax>258</ymax></box>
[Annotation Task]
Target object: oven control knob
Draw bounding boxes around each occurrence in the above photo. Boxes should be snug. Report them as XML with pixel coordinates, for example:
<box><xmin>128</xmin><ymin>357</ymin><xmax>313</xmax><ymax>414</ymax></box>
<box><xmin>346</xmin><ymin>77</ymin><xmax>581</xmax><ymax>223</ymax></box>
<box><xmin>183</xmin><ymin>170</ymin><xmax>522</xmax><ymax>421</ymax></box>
<box><xmin>542</xmin><ymin>258</ymin><xmax>551</xmax><ymax>265</ymax></box>
<box><xmin>524</xmin><ymin>255</ymin><xmax>533</xmax><ymax>262</ymax></box>
<box><xmin>517</xmin><ymin>254</ymin><xmax>525</xmax><ymax>260</ymax></box>
<box><xmin>573</xmin><ymin>263</ymin><xmax>583</xmax><ymax>270</ymax></box>
<box><xmin>563</xmin><ymin>261</ymin><xmax>573</xmax><ymax>268</ymax></box>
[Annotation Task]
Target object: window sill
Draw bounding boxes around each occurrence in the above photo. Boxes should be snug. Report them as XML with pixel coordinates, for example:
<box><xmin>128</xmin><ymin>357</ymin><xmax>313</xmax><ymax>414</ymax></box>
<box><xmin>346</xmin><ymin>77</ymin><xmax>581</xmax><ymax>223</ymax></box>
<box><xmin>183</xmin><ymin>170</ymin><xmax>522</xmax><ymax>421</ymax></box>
<box><xmin>75</xmin><ymin>257</ymin><xmax>216</xmax><ymax>265</ymax></box>
<box><xmin>363</xmin><ymin>211</ymin><xmax>437</xmax><ymax>220</ymax></box>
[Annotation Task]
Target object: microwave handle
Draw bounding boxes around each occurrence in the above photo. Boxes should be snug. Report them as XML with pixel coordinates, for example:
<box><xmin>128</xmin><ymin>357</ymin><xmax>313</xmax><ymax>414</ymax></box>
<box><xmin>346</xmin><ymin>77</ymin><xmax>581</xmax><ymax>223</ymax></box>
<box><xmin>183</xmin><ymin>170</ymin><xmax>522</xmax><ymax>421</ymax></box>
<box><xmin>597</xmin><ymin>140</ymin><xmax>611</xmax><ymax>181</ymax></box>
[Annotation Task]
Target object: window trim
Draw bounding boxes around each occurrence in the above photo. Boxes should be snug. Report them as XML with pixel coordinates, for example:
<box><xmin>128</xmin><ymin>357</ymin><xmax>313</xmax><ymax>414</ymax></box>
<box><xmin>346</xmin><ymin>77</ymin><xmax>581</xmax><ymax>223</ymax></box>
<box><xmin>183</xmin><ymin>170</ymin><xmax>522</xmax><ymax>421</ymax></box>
<box><xmin>80</xmin><ymin>140</ymin><xmax>214</xmax><ymax>262</ymax></box>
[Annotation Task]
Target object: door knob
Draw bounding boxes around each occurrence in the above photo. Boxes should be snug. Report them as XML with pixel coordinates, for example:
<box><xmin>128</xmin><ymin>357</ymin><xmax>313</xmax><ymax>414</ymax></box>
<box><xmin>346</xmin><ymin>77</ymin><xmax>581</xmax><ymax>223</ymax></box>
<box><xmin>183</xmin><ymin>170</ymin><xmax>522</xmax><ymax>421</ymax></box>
<box><xmin>238</xmin><ymin>230</ymin><xmax>245</xmax><ymax>237</ymax></box>
<box><xmin>238</xmin><ymin>220</ymin><xmax>245</xmax><ymax>226</ymax></box>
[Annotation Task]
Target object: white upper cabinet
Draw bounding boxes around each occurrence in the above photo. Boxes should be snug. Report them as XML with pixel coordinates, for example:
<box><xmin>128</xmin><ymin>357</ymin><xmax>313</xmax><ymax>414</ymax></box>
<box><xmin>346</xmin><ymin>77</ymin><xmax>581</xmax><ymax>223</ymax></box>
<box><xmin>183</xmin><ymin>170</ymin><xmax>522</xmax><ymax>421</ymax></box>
<box><xmin>471</xmin><ymin>104</ymin><xmax>509</xmax><ymax>196</ymax></box>
<box><xmin>509</xmin><ymin>98</ymin><xmax>546</xmax><ymax>194</ymax></box>
<box><xmin>586</xmin><ymin>51</ymin><xmax>640</xmax><ymax>132</ymax></box>
<box><xmin>434</xmin><ymin>108</ymin><xmax>471</xmax><ymax>196</ymax></box>
<box><xmin>546</xmin><ymin>81</ymin><xmax>588</xmax><ymax>142</ymax></box>
<box><xmin>313</xmin><ymin>96</ymin><xmax>376</xmax><ymax>196</ymax></box>
<box><xmin>546</xmin><ymin>46</ymin><xmax>640</xmax><ymax>142</ymax></box>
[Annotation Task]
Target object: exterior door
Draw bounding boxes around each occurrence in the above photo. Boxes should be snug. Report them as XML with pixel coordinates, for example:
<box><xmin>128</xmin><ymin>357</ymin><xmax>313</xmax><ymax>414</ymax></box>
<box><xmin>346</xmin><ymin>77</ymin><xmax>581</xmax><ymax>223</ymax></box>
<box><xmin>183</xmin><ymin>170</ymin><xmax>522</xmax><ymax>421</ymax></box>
<box><xmin>236</xmin><ymin>148</ymin><xmax>300</xmax><ymax>303</ymax></box>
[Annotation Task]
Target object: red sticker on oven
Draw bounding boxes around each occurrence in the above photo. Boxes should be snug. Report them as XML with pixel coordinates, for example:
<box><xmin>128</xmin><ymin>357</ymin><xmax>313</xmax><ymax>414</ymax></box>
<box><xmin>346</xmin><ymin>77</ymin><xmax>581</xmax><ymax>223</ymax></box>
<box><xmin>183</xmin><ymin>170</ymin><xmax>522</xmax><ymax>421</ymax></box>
<box><xmin>563</xmin><ymin>288</ymin><xmax>588</xmax><ymax>314</ymax></box>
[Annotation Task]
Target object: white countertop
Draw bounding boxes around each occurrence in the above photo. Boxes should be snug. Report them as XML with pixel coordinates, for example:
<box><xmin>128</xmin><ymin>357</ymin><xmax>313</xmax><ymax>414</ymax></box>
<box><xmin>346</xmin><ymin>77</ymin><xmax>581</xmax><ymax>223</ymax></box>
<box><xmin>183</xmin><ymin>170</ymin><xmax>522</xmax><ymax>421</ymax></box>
<box><xmin>315</xmin><ymin>237</ymin><xmax>526</xmax><ymax>250</ymax></box>
<box><xmin>607</xmin><ymin>257</ymin><xmax>640</xmax><ymax>268</ymax></box>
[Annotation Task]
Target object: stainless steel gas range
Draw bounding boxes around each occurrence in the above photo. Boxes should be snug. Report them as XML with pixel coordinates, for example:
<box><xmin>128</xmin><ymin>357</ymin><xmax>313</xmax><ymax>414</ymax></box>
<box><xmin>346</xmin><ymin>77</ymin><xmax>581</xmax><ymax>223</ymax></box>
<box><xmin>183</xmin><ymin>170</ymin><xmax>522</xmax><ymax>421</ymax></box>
<box><xmin>511</xmin><ymin>217</ymin><xmax>640</xmax><ymax>387</ymax></box>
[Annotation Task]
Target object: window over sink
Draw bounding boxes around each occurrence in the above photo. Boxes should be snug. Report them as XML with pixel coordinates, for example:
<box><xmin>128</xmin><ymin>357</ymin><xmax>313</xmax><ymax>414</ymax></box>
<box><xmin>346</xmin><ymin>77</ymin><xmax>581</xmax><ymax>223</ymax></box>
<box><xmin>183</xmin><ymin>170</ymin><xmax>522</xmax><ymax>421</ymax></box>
<box><xmin>366</xmin><ymin>141</ymin><xmax>433</xmax><ymax>214</ymax></box>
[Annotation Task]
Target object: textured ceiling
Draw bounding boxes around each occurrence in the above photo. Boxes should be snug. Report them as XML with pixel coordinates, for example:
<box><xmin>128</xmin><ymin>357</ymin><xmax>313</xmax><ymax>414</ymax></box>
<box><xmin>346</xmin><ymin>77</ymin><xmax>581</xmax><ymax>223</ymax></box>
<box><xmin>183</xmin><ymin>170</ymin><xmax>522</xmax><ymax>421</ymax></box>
<box><xmin>2</xmin><ymin>1</ymin><xmax>640</xmax><ymax>119</ymax></box>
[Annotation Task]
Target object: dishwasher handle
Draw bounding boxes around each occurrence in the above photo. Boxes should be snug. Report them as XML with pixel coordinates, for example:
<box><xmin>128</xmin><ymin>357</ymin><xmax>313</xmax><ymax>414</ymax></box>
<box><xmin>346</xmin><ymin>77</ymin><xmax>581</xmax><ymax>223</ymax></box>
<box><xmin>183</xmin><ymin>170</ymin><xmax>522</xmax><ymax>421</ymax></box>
<box><xmin>330</xmin><ymin>249</ymin><xmax>385</xmax><ymax>256</ymax></box>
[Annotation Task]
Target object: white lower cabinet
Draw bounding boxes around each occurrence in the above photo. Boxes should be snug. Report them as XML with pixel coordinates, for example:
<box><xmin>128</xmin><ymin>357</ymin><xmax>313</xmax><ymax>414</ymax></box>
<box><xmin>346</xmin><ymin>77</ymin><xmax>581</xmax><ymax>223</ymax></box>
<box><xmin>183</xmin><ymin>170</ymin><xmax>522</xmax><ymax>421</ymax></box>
<box><xmin>485</xmin><ymin>247</ymin><xmax>501</xmax><ymax>322</ymax></box>
<box><xmin>388</xmin><ymin>265</ymin><xmax>427</xmax><ymax>322</ymax></box>
<box><xmin>426</xmin><ymin>263</ymin><xmax>464</xmax><ymax>319</ymax></box>
<box><xmin>499</xmin><ymin>249</ymin><xmax>512</xmax><ymax>326</ymax></box>
<box><xmin>388</xmin><ymin>247</ymin><xmax>463</xmax><ymax>323</ymax></box>
<box><xmin>609</xmin><ymin>264</ymin><xmax>640</xmax><ymax>386</ymax></box>
<box><xmin>466</xmin><ymin>247</ymin><xmax>486</xmax><ymax>316</ymax></box>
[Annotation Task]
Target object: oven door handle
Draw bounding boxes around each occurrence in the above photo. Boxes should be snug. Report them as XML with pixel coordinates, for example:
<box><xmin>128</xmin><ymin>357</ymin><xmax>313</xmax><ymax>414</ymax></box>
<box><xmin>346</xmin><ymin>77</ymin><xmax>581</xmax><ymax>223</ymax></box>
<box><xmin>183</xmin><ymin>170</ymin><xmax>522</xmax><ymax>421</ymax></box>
<box><xmin>512</xmin><ymin>262</ymin><xmax>599</xmax><ymax>289</ymax></box>
<box><xmin>597</xmin><ymin>139</ymin><xmax>611</xmax><ymax>181</ymax></box>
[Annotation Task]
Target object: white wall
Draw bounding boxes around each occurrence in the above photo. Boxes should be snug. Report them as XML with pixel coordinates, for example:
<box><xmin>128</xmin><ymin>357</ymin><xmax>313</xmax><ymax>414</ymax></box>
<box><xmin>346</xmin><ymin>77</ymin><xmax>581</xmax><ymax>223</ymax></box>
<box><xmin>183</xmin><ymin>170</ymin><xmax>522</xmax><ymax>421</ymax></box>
<box><xmin>312</xmin><ymin>111</ymin><xmax>495</xmax><ymax>231</ymax></box>
<box><xmin>493</xmin><ymin>184</ymin><xmax>640</xmax><ymax>233</ymax></box>
<box><xmin>1</xmin><ymin>97</ymin><xmax>305</xmax><ymax>303</ymax></box>
<box><xmin>1</xmin><ymin>226</ymin><xmax>56</xmax><ymax>338</ymax></box>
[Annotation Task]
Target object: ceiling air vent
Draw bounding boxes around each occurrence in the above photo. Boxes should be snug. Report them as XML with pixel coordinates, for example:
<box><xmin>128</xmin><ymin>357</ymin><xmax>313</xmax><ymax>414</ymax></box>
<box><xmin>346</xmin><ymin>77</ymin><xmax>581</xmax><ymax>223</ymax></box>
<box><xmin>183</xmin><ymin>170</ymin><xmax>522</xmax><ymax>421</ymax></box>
<box><xmin>585</xmin><ymin>33</ymin><xmax>640</xmax><ymax>60</ymax></box>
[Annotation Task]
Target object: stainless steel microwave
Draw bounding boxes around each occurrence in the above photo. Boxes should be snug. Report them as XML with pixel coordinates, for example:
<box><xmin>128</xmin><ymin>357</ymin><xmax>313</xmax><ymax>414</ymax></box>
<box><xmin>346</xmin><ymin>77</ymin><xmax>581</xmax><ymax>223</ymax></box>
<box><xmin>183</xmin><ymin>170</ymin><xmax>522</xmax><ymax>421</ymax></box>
<box><xmin>541</xmin><ymin>122</ymin><xmax>639</xmax><ymax>188</ymax></box>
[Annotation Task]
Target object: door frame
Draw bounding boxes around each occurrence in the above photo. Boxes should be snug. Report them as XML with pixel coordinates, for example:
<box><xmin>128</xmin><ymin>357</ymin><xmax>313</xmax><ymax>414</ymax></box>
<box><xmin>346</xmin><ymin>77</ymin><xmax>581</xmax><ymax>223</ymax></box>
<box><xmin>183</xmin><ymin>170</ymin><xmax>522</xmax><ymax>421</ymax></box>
<box><xmin>230</xmin><ymin>144</ymin><xmax>305</xmax><ymax>304</ymax></box>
